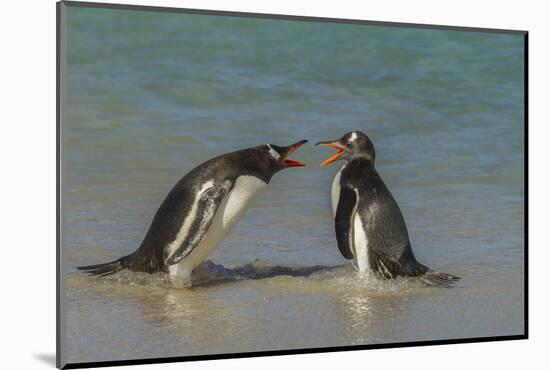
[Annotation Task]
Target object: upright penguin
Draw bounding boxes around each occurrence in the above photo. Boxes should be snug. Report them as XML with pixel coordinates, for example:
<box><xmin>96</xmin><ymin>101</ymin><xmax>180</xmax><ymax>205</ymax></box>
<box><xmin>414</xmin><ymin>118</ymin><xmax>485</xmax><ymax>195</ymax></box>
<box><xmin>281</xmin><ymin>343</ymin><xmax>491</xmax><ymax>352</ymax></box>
<box><xmin>316</xmin><ymin>131</ymin><xmax>459</xmax><ymax>286</ymax></box>
<box><xmin>78</xmin><ymin>140</ymin><xmax>308</xmax><ymax>287</ymax></box>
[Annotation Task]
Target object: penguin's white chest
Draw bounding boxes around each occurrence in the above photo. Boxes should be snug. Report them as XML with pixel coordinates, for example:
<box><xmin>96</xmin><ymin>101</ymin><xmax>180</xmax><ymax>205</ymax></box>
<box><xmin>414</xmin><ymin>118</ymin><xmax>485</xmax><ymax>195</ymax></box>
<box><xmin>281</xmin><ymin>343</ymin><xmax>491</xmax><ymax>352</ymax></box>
<box><xmin>169</xmin><ymin>175</ymin><xmax>267</xmax><ymax>285</ymax></box>
<box><xmin>220</xmin><ymin>176</ymin><xmax>267</xmax><ymax>228</ymax></box>
<box><xmin>331</xmin><ymin>165</ymin><xmax>344</xmax><ymax>215</ymax></box>
<box><xmin>331</xmin><ymin>165</ymin><xmax>369</xmax><ymax>273</ymax></box>
<box><xmin>352</xmin><ymin>213</ymin><xmax>369</xmax><ymax>273</ymax></box>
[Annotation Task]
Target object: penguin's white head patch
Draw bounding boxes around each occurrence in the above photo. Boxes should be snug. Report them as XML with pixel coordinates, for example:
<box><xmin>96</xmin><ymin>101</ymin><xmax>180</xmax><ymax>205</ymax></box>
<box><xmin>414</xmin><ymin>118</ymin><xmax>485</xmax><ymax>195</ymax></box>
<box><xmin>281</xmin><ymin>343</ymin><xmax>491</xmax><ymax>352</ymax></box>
<box><xmin>266</xmin><ymin>144</ymin><xmax>281</xmax><ymax>160</ymax></box>
<box><xmin>348</xmin><ymin>132</ymin><xmax>358</xmax><ymax>144</ymax></box>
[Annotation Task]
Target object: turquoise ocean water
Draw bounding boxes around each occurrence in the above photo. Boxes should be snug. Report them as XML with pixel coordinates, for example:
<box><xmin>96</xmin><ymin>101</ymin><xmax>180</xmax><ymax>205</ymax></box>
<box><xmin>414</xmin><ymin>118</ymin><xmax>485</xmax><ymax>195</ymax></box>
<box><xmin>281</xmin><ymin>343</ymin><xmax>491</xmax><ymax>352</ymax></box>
<box><xmin>63</xmin><ymin>6</ymin><xmax>524</xmax><ymax>364</ymax></box>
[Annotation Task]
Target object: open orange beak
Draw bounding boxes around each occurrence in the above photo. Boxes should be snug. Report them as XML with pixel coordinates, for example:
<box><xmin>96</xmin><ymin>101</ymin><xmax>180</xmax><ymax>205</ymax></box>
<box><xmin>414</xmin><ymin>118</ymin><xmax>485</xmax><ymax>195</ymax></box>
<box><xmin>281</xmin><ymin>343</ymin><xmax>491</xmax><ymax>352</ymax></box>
<box><xmin>282</xmin><ymin>140</ymin><xmax>307</xmax><ymax>167</ymax></box>
<box><xmin>317</xmin><ymin>142</ymin><xmax>347</xmax><ymax>167</ymax></box>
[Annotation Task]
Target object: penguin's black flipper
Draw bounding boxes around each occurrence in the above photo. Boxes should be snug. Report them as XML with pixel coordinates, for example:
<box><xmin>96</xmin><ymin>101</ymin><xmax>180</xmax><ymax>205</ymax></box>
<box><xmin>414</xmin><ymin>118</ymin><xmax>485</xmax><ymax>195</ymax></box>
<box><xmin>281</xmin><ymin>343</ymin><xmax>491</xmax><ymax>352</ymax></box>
<box><xmin>165</xmin><ymin>180</ymin><xmax>233</xmax><ymax>266</ymax></box>
<box><xmin>334</xmin><ymin>186</ymin><xmax>357</xmax><ymax>260</ymax></box>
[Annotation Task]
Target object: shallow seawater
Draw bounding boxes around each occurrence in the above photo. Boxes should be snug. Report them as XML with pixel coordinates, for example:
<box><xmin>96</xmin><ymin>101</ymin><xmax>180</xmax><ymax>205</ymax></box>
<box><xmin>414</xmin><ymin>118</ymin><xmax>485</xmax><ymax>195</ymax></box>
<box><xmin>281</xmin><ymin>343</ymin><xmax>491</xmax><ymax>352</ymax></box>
<box><xmin>63</xmin><ymin>6</ymin><xmax>524</xmax><ymax>364</ymax></box>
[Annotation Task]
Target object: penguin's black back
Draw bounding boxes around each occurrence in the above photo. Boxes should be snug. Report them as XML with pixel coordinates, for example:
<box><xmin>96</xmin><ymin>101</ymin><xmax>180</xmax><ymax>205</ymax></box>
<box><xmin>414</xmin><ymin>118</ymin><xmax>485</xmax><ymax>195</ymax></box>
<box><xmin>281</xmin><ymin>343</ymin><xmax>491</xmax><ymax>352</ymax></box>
<box><xmin>79</xmin><ymin>147</ymin><xmax>277</xmax><ymax>275</ymax></box>
<box><xmin>340</xmin><ymin>159</ymin><xmax>424</xmax><ymax>275</ymax></box>
<box><xmin>135</xmin><ymin>147</ymin><xmax>279</xmax><ymax>270</ymax></box>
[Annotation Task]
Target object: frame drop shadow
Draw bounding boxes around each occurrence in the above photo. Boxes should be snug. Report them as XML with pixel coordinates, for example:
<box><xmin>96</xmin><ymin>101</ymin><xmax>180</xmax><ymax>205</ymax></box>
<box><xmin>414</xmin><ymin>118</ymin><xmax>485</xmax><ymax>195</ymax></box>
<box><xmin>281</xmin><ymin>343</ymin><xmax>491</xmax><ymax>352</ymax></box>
<box><xmin>34</xmin><ymin>353</ymin><xmax>56</xmax><ymax>367</ymax></box>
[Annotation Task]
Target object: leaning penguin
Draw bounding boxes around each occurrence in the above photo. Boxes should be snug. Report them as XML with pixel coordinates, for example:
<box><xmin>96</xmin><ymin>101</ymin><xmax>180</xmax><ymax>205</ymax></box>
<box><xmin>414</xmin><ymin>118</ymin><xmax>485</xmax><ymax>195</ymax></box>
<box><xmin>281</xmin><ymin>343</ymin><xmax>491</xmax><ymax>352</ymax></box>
<box><xmin>78</xmin><ymin>140</ymin><xmax>308</xmax><ymax>287</ymax></box>
<box><xmin>316</xmin><ymin>131</ymin><xmax>459</xmax><ymax>286</ymax></box>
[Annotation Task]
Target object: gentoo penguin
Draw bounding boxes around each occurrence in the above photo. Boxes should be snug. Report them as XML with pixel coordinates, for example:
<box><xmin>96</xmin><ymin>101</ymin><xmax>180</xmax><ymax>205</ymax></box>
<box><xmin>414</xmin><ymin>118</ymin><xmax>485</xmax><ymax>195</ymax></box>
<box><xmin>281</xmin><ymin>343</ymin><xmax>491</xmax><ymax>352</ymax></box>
<box><xmin>316</xmin><ymin>131</ymin><xmax>460</xmax><ymax>286</ymax></box>
<box><xmin>78</xmin><ymin>140</ymin><xmax>308</xmax><ymax>287</ymax></box>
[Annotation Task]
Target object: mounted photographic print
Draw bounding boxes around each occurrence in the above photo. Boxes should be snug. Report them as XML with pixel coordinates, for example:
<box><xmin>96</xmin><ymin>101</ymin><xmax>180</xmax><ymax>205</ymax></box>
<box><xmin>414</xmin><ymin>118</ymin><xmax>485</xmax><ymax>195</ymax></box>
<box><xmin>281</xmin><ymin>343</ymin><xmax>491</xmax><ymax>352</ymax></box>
<box><xmin>56</xmin><ymin>1</ymin><xmax>527</xmax><ymax>368</ymax></box>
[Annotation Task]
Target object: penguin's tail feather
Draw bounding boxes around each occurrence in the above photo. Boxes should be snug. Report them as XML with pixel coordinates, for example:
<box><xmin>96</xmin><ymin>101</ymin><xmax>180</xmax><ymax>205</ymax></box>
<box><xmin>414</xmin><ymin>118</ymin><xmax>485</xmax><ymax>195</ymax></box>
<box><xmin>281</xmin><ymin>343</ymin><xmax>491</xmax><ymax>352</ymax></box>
<box><xmin>77</xmin><ymin>254</ymin><xmax>133</xmax><ymax>277</ymax></box>
<box><xmin>419</xmin><ymin>270</ymin><xmax>461</xmax><ymax>287</ymax></box>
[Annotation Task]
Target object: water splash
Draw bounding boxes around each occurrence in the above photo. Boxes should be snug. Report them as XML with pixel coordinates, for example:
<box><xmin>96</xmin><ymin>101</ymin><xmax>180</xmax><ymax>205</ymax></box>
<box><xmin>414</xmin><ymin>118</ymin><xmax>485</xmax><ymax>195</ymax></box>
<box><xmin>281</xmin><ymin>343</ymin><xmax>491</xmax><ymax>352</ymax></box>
<box><xmin>72</xmin><ymin>259</ymin><xmax>436</xmax><ymax>296</ymax></box>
